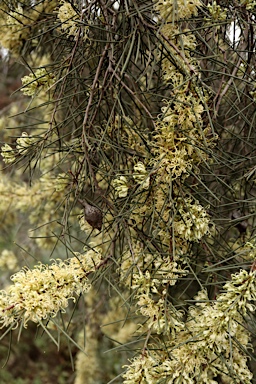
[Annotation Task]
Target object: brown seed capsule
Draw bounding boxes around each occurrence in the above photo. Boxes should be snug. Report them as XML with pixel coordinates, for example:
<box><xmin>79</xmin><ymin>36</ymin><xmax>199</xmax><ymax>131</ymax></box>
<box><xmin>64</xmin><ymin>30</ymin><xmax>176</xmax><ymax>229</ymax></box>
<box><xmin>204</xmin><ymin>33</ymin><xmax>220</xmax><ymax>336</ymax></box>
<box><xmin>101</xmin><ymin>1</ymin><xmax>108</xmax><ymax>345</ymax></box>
<box><xmin>79</xmin><ymin>199</ymin><xmax>102</xmax><ymax>230</ymax></box>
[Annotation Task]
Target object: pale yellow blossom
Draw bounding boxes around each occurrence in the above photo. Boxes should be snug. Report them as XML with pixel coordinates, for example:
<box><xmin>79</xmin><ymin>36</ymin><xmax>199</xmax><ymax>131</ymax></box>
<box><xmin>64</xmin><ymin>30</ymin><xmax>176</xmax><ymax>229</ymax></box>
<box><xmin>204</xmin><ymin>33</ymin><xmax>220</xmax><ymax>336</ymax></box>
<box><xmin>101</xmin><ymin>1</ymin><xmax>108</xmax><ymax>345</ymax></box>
<box><xmin>133</xmin><ymin>162</ymin><xmax>150</xmax><ymax>189</ymax></box>
<box><xmin>1</xmin><ymin>143</ymin><xmax>16</xmax><ymax>164</ymax></box>
<box><xmin>207</xmin><ymin>1</ymin><xmax>227</xmax><ymax>20</ymax></box>
<box><xmin>0</xmin><ymin>253</ymin><xmax>99</xmax><ymax>328</ymax></box>
<box><xmin>21</xmin><ymin>68</ymin><xmax>56</xmax><ymax>97</ymax></box>
<box><xmin>57</xmin><ymin>1</ymin><xmax>82</xmax><ymax>38</ymax></box>
<box><xmin>174</xmin><ymin>198</ymin><xmax>210</xmax><ymax>241</ymax></box>
<box><xmin>112</xmin><ymin>176</ymin><xmax>128</xmax><ymax>198</ymax></box>
<box><xmin>16</xmin><ymin>132</ymin><xmax>36</xmax><ymax>154</ymax></box>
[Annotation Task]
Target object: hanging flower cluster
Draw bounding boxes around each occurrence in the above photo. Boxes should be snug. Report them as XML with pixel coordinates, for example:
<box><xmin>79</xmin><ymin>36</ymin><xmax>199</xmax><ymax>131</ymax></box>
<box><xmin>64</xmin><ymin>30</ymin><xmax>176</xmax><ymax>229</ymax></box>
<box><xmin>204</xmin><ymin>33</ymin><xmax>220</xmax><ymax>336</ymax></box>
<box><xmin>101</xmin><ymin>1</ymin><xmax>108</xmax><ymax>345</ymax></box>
<box><xmin>0</xmin><ymin>249</ymin><xmax>103</xmax><ymax>328</ymax></box>
<box><xmin>123</xmin><ymin>269</ymin><xmax>256</xmax><ymax>383</ymax></box>
<box><xmin>21</xmin><ymin>69</ymin><xmax>56</xmax><ymax>97</ymax></box>
<box><xmin>120</xmin><ymin>0</ymin><xmax>253</xmax><ymax>382</ymax></box>
<box><xmin>0</xmin><ymin>2</ymin><xmax>58</xmax><ymax>56</ymax></box>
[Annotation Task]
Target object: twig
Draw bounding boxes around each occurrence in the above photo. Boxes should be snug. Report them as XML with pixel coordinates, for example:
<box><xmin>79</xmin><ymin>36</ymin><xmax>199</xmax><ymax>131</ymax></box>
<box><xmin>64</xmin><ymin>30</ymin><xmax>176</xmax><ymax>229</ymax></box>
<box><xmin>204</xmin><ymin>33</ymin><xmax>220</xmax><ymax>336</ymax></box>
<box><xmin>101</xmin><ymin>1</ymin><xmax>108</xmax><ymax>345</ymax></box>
<box><xmin>214</xmin><ymin>57</ymin><xmax>242</xmax><ymax>118</ymax></box>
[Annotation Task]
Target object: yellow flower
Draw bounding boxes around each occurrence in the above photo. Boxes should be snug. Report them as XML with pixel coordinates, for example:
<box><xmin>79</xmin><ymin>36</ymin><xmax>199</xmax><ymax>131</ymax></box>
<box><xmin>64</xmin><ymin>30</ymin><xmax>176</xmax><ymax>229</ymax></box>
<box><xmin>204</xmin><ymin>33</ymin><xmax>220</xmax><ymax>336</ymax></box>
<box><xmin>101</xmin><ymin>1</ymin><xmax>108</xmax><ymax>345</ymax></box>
<box><xmin>16</xmin><ymin>132</ymin><xmax>36</xmax><ymax>154</ymax></box>
<box><xmin>58</xmin><ymin>1</ymin><xmax>80</xmax><ymax>37</ymax></box>
<box><xmin>0</xmin><ymin>255</ymin><xmax>95</xmax><ymax>328</ymax></box>
<box><xmin>133</xmin><ymin>162</ymin><xmax>150</xmax><ymax>189</ymax></box>
<box><xmin>112</xmin><ymin>176</ymin><xmax>128</xmax><ymax>198</ymax></box>
<box><xmin>1</xmin><ymin>143</ymin><xmax>16</xmax><ymax>164</ymax></box>
<box><xmin>21</xmin><ymin>68</ymin><xmax>56</xmax><ymax>97</ymax></box>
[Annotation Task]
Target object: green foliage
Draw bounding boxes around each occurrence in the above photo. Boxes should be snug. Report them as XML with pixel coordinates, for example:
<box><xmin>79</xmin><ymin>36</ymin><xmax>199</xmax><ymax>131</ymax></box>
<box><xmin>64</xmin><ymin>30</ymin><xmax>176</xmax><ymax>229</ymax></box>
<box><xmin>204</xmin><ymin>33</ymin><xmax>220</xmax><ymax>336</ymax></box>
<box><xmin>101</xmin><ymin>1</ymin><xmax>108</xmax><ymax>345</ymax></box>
<box><xmin>0</xmin><ymin>0</ymin><xmax>255</xmax><ymax>383</ymax></box>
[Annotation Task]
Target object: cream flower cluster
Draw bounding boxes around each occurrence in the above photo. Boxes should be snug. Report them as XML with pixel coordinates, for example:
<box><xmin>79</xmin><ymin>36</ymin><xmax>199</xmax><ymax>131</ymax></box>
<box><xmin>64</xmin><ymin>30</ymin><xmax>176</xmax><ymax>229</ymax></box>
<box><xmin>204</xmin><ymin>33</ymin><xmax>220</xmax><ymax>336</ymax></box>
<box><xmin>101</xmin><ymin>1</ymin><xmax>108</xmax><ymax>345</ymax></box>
<box><xmin>241</xmin><ymin>0</ymin><xmax>256</xmax><ymax>10</ymax></box>
<box><xmin>133</xmin><ymin>162</ymin><xmax>150</xmax><ymax>190</ymax></box>
<box><xmin>155</xmin><ymin>0</ymin><xmax>201</xmax><ymax>21</ymax></box>
<box><xmin>120</xmin><ymin>0</ymin><xmax>253</xmax><ymax>381</ymax></box>
<box><xmin>123</xmin><ymin>354</ymin><xmax>159</xmax><ymax>384</ymax></box>
<box><xmin>113</xmin><ymin>161</ymin><xmax>150</xmax><ymax>198</ymax></box>
<box><xmin>1</xmin><ymin>144</ymin><xmax>16</xmax><ymax>164</ymax></box>
<box><xmin>152</xmin><ymin>94</ymin><xmax>214</xmax><ymax>180</ymax></box>
<box><xmin>0</xmin><ymin>2</ymin><xmax>58</xmax><ymax>56</ymax></box>
<box><xmin>112</xmin><ymin>176</ymin><xmax>129</xmax><ymax>198</ymax></box>
<box><xmin>0</xmin><ymin>251</ymin><xmax>103</xmax><ymax>328</ymax></box>
<box><xmin>16</xmin><ymin>132</ymin><xmax>36</xmax><ymax>155</ymax></box>
<box><xmin>174</xmin><ymin>198</ymin><xmax>210</xmax><ymax>241</ymax></box>
<box><xmin>1</xmin><ymin>132</ymin><xmax>37</xmax><ymax>163</ymax></box>
<box><xmin>207</xmin><ymin>1</ymin><xmax>227</xmax><ymax>20</ymax></box>
<box><xmin>57</xmin><ymin>1</ymin><xmax>82</xmax><ymax>38</ymax></box>
<box><xmin>120</xmin><ymin>243</ymin><xmax>186</xmax><ymax>334</ymax></box>
<box><xmin>0</xmin><ymin>5</ymin><xmax>32</xmax><ymax>55</ymax></box>
<box><xmin>21</xmin><ymin>68</ymin><xmax>56</xmax><ymax>97</ymax></box>
<box><xmin>123</xmin><ymin>269</ymin><xmax>255</xmax><ymax>383</ymax></box>
<box><xmin>111</xmin><ymin>0</ymin><xmax>214</xmax><ymax>358</ymax></box>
